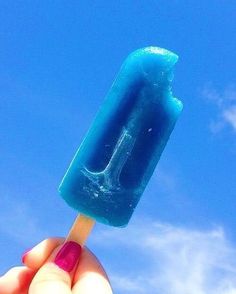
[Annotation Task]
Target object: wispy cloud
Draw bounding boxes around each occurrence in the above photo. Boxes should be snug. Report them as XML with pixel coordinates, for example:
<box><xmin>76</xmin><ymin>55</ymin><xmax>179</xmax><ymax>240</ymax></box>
<box><xmin>0</xmin><ymin>187</ymin><xmax>47</xmax><ymax>246</ymax></box>
<box><xmin>93</xmin><ymin>220</ymin><xmax>236</xmax><ymax>294</ymax></box>
<box><xmin>202</xmin><ymin>84</ymin><xmax>236</xmax><ymax>133</ymax></box>
<box><xmin>223</xmin><ymin>106</ymin><xmax>236</xmax><ymax>131</ymax></box>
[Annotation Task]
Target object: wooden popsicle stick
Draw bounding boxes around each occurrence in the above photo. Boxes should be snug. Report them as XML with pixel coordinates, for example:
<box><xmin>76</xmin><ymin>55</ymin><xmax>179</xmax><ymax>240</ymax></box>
<box><xmin>66</xmin><ymin>214</ymin><xmax>95</xmax><ymax>246</ymax></box>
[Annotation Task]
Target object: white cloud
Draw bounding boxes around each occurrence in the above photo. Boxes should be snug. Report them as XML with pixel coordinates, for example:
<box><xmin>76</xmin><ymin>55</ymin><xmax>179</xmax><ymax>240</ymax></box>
<box><xmin>111</xmin><ymin>275</ymin><xmax>145</xmax><ymax>293</ymax></box>
<box><xmin>93</xmin><ymin>220</ymin><xmax>236</xmax><ymax>294</ymax></box>
<box><xmin>223</xmin><ymin>106</ymin><xmax>236</xmax><ymax>131</ymax></box>
<box><xmin>0</xmin><ymin>188</ymin><xmax>47</xmax><ymax>246</ymax></box>
<box><xmin>209</xmin><ymin>120</ymin><xmax>226</xmax><ymax>134</ymax></box>
<box><xmin>202</xmin><ymin>84</ymin><xmax>236</xmax><ymax>133</ymax></box>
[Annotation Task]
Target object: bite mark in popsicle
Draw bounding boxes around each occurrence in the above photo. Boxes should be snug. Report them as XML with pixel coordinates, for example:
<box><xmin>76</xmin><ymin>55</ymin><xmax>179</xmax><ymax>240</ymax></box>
<box><xmin>60</xmin><ymin>46</ymin><xmax>183</xmax><ymax>236</ymax></box>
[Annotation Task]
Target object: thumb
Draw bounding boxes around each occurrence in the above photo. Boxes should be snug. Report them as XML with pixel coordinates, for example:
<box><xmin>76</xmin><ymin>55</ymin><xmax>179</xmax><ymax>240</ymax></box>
<box><xmin>29</xmin><ymin>241</ymin><xmax>82</xmax><ymax>294</ymax></box>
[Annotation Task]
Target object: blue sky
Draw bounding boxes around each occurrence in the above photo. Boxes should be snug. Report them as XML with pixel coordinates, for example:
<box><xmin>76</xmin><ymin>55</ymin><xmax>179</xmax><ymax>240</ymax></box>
<box><xmin>0</xmin><ymin>1</ymin><xmax>236</xmax><ymax>293</ymax></box>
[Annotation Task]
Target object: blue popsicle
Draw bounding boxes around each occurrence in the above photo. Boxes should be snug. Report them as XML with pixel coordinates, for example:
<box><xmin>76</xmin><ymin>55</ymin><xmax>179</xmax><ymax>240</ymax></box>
<box><xmin>59</xmin><ymin>47</ymin><xmax>183</xmax><ymax>227</ymax></box>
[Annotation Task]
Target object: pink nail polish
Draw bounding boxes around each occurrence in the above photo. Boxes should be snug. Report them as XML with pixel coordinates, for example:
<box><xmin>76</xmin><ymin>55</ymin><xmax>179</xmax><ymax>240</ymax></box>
<box><xmin>22</xmin><ymin>248</ymin><xmax>31</xmax><ymax>264</ymax></box>
<box><xmin>54</xmin><ymin>241</ymin><xmax>82</xmax><ymax>272</ymax></box>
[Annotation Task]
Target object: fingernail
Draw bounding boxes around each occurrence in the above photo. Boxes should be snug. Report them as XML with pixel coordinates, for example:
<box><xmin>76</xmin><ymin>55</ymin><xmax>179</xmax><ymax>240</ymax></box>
<box><xmin>22</xmin><ymin>248</ymin><xmax>32</xmax><ymax>264</ymax></box>
<box><xmin>54</xmin><ymin>241</ymin><xmax>82</xmax><ymax>272</ymax></box>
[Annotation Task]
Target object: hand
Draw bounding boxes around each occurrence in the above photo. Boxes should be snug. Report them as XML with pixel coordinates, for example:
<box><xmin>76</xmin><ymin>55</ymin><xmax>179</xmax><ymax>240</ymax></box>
<box><xmin>0</xmin><ymin>238</ymin><xmax>113</xmax><ymax>294</ymax></box>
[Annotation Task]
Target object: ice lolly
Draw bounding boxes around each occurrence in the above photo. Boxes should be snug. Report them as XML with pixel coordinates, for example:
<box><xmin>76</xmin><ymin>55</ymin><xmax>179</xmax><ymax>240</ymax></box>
<box><xmin>59</xmin><ymin>47</ymin><xmax>182</xmax><ymax>229</ymax></box>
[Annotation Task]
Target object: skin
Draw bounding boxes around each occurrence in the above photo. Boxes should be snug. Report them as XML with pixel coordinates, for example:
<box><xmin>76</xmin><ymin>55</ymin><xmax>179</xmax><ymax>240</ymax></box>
<box><xmin>0</xmin><ymin>238</ymin><xmax>113</xmax><ymax>294</ymax></box>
